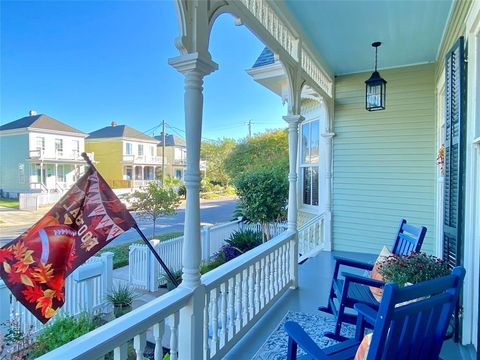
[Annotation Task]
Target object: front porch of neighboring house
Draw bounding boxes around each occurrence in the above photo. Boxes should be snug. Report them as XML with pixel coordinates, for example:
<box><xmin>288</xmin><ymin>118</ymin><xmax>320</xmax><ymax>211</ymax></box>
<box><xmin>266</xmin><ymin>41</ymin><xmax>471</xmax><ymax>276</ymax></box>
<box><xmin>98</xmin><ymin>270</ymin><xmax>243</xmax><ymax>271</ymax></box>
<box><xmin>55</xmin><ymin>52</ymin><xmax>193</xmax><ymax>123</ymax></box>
<box><xmin>36</xmin><ymin>0</ymin><xmax>479</xmax><ymax>359</ymax></box>
<box><xmin>123</xmin><ymin>165</ymin><xmax>158</xmax><ymax>189</ymax></box>
<box><xmin>28</xmin><ymin>161</ymin><xmax>86</xmax><ymax>193</ymax></box>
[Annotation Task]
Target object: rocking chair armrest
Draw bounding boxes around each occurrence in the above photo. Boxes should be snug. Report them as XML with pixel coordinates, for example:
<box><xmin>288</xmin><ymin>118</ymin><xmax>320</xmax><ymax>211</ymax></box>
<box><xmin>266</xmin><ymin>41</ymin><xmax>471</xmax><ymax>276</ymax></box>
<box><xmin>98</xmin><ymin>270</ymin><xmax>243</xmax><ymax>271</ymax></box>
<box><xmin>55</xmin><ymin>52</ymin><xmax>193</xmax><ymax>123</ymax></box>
<box><xmin>341</xmin><ymin>272</ymin><xmax>386</xmax><ymax>288</ymax></box>
<box><xmin>354</xmin><ymin>303</ymin><xmax>378</xmax><ymax>326</ymax></box>
<box><xmin>284</xmin><ymin>321</ymin><xmax>329</xmax><ymax>360</ymax></box>
<box><xmin>334</xmin><ymin>256</ymin><xmax>375</xmax><ymax>271</ymax></box>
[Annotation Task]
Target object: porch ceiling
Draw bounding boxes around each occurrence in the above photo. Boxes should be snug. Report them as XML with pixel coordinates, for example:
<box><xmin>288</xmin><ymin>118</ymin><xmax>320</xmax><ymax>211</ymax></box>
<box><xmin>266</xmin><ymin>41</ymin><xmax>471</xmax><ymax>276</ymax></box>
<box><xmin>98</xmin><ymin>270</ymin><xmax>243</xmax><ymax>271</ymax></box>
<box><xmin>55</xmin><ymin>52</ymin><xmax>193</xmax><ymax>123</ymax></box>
<box><xmin>281</xmin><ymin>0</ymin><xmax>453</xmax><ymax>75</ymax></box>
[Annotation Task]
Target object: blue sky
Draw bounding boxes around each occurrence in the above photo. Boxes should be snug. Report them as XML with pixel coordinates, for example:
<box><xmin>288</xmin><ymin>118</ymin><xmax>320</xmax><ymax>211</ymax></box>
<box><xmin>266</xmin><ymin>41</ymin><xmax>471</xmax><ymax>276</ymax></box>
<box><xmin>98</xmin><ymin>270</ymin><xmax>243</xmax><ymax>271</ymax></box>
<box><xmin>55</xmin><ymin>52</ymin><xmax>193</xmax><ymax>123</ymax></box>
<box><xmin>1</xmin><ymin>1</ymin><xmax>286</xmax><ymax>140</ymax></box>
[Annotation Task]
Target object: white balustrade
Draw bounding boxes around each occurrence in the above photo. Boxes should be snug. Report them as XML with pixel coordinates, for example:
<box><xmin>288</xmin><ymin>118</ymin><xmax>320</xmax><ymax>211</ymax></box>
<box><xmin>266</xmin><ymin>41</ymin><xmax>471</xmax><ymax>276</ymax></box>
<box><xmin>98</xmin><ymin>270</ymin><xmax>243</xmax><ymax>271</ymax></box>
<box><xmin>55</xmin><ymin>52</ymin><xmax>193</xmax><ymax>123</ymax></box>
<box><xmin>297</xmin><ymin>213</ymin><xmax>326</xmax><ymax>262</ymax></box>
<box><xmin>202</xmin><ymin>230</ymin><xmax>295</xmax><ymax>359</ymax></box>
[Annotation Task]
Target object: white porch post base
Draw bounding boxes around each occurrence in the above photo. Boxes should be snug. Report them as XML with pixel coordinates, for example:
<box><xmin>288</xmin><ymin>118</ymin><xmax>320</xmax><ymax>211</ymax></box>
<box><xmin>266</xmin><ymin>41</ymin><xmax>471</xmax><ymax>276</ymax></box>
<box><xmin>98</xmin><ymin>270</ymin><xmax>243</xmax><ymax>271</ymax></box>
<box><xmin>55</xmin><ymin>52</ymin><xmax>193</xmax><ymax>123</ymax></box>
<box><xmin>169</xmin><ymin>52</ymin><xmax>217</xmax><ymax>359</ymax></box>
<box><xmin>283</xmin><ymin>114</ymin><xmax>303</xmax><ymax>289</ymax></box>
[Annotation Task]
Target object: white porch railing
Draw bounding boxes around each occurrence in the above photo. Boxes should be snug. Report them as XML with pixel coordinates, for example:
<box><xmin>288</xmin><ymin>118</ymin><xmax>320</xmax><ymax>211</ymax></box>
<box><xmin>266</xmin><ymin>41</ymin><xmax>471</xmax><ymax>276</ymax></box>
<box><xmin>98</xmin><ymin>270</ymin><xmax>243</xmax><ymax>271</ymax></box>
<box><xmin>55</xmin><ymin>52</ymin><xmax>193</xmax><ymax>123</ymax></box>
<box><xmin>202</xmin><ymin>231</ymin><xmax>294</xmax><ymax>359</ymax></box>
<box><xmin>298</xmin><ymin>213</ymin><xmax>326</xmax><ymax>262</ymax></box>
<box><xmin>37</xmin><ymin>230</ymin><xmax>296</xmax><ymax>360</ymax></box>
<box><xmin>129</xmin><ymin>220</ymin><xmax>246</xmax><ymax>291</ymax></box>
<box><xmin>0</xmin><ymin>252</ymin><xmax>113</xmax><ymax>335</ymax></box>
<box><xmin>37</xmin><ymin>286</ymin><xmax>193</xmax><ymax>360</ymax></box>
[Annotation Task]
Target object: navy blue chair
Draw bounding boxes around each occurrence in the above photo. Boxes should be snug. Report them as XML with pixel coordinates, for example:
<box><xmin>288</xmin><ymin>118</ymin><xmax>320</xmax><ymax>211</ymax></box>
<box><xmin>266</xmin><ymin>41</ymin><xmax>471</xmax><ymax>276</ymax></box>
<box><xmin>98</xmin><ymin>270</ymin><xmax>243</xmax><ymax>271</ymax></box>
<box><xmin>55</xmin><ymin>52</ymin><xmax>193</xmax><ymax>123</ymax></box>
<box><xmin>286</xmin><ymin>266</ymin><xmax>465</xmax><ymax>360</ymax></box>
<box><xmin>319</xmin><ymin>219</ymin><xmax>427</xmax><ymax>340</ymax></box>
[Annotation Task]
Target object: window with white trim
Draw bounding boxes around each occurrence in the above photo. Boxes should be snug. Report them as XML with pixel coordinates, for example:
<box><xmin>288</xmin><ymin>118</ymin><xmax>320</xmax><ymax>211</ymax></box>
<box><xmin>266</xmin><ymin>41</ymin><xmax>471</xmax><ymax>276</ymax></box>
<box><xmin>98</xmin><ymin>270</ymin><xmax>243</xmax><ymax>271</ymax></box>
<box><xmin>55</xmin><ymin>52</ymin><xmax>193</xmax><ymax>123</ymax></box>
<box><xmin>36</xmin><ymin>137</ymin><xmax>45</xmax><ymax>151</ymax></box>
<box><xmin>138</xmin><ymin>144</ymin><xmax>144</xmax><ymax>156</ymax></box>
<box><xmin>301</xmin><ymin>119</ymin><xmax>320</xmax><ymax>206</ymax></box>
<box><xmin>55</xmin><ymin>138</ymin><xmax>63</xmax><ymax>155</ymax></box>
<box><xmin>125</xmin><ymin>142</ymin><xmax>132</xmax><ymax>155</ymax></box>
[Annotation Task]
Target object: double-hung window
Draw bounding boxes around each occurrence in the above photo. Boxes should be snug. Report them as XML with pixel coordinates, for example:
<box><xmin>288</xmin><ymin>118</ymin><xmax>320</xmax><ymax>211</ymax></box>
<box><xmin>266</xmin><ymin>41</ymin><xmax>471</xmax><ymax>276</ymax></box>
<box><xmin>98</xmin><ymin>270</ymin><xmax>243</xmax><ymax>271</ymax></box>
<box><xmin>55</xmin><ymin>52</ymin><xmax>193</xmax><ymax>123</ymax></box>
<box><xmin>55</xmin><ymin>138</ymin><xmax>63</xmax><ymax>156</ymax></box>
<box><xmin>125</xmin><ymin>142</ymin><xmax>132</xmax><ymax>155</ymax></box>
<box><xmin>301</xmin><ymin>120</ymin><xmax>320</xmax><ymax>206</ymax></box>
<box><xmin>138</xmin><ymin>144</ymin><xmax>144</xmax><ymax>156</ymax></box>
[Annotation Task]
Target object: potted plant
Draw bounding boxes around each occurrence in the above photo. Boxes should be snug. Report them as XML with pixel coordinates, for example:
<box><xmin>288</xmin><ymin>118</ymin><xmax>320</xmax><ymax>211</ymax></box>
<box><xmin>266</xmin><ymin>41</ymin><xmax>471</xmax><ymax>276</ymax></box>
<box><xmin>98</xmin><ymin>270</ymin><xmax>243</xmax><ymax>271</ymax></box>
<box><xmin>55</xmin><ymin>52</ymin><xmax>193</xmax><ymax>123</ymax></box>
<box><xmin>161</xmin><ymin>269</ymin><xmax>182</xmax><ymax>291</ymax></box>
<box><xmin>106</xmin><ymin>283</ymin><xmax>135</xmax><ymax>318</ymax></box>
<box><xmin>378</xmin><ymin>252</ymin><xmax>450</xmax><ymax>287</ymax></box>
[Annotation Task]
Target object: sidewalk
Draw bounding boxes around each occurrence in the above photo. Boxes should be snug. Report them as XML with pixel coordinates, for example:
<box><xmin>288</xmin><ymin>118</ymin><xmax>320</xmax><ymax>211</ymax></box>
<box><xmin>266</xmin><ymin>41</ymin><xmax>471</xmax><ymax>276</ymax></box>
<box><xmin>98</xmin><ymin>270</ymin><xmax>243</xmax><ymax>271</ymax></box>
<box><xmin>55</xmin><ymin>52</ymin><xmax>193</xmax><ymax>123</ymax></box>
<box><xmin>0</xmin><ymin>205</ymin><xmax>50</xmax><ymax>227</ymax></box>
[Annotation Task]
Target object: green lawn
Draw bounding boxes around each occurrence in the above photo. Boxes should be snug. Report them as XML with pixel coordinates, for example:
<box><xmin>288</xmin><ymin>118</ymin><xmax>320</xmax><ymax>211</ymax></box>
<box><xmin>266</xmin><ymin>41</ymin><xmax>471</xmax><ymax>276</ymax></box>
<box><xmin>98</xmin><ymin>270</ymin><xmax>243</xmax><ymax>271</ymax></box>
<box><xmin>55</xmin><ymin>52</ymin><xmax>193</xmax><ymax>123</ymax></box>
<box><xmin>0</xmin><ymin>197</ymin><xmax>19</xmax><ymax>209</ymax></box>
<box><xmin>98</xmin><ymin>231</ymin><xmax>183</xmax><ymax>269</ymax></box>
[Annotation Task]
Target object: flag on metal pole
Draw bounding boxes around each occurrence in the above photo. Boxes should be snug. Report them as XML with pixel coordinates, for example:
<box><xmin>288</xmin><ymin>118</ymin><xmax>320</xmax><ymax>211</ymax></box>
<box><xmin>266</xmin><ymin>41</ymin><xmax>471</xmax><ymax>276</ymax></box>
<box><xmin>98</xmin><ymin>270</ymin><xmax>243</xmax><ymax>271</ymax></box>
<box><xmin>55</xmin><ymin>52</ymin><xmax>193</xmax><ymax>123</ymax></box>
<box><xmin>0</xmin><ymin>162</ymin><xmax>136</xmax><ymax>323</ymax></box>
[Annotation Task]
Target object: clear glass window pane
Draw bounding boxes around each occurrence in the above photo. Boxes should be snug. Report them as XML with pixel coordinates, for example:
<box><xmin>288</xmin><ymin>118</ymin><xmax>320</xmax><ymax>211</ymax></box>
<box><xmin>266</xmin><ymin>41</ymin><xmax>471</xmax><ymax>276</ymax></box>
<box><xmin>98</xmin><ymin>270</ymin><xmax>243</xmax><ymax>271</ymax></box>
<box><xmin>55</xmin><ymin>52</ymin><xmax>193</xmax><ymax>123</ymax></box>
<box><xmin>310</xmin><ymin>120</ymin><xmax>319</xmax><ymax>163</ymax></box>
<box><xmin>302</xmin><ymin>122</ymin><xmax>311</xmax><ymax>164</ymax></box>
<box><xmin>303</xmin><ymin>167</ymin><xmax>311</xmax><ymax>205</ymax></box>
<box><xmin>126</xmin><ymin>143</ymin><xmax>132</xmax><ymax>155</ymax></box>
<box><xmin>311</xmin><ymin>167</ymin><xmax>319</xmax><ymax>206</ymax></box>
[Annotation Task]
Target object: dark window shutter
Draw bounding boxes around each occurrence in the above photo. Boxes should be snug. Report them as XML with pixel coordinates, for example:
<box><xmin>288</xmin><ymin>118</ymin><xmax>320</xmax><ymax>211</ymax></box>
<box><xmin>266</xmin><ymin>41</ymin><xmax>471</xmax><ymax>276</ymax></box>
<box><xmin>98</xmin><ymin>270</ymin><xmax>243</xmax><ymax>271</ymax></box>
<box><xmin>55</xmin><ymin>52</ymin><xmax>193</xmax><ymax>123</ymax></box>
<box><xmin>443</xmin><ymin>36</ymin><xmax>466</xmax><ymax>342</ymax></box>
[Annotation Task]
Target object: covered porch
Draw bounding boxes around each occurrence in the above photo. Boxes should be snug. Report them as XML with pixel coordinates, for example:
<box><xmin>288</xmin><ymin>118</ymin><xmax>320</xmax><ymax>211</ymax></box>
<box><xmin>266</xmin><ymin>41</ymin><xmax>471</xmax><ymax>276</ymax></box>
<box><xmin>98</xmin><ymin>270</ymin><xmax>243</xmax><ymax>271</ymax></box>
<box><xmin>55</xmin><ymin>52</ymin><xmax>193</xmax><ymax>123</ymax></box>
<box><xmin>36</xmin><ymin>0</ymin><xmax>479</xmax><ymax>359</ymax></box>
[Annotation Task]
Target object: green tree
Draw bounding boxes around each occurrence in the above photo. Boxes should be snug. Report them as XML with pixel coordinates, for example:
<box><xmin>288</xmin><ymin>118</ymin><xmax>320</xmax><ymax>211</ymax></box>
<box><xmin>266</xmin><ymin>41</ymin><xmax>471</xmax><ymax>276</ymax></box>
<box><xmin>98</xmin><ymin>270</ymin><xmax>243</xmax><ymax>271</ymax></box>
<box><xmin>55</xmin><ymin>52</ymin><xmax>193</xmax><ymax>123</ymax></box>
<box><xmin>130</xmin><ymin>182</ymin><xmax>180</xmax><ymax>236</ymax></box>
<box><xmin>225</xmin><ymin>129</ymin><xmax>288</xmax><ymax>181</ymax></box>
<box><xmin>234</xmin><ymin>169</ymin><xmax>288</xmax><ymax>242</ymax></box>
<box><xmin>201</xmin><ymin>138</ymin><xmax>237</xmax><ymax>186</ymax></box>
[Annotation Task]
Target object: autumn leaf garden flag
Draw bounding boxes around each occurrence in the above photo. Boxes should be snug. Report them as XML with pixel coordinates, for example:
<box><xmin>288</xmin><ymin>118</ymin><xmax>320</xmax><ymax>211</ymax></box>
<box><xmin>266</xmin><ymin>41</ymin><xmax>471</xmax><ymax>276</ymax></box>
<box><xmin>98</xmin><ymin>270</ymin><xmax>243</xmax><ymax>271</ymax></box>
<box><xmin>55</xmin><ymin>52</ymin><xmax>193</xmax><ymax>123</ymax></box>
<box><xmin>0</xmin><ymin>164</ymin><xmax>136</xmax><ymax>323</ymax></box>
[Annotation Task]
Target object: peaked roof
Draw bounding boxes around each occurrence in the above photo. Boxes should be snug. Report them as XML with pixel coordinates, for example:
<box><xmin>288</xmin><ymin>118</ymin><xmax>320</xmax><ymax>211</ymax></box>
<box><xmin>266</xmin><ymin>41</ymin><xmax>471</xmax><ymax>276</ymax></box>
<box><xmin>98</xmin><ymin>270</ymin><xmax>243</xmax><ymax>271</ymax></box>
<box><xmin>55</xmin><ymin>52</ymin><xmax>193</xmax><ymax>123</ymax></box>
<box><xmin>88</xmin><ymin>125</ymin><xmax>158</xmax><ymax>142</ymax></box>
<box><xmin>252</xmin><ymin>47</ymin><xmax>275</xmax><ymax>68</ymax></box>
<box><xmin>154</xmin><ymin>133</ymin><xmax>186</xmax><ymax>147</ymax></box>
<box><xmin>0</xmin><ymin>114</ymin><xmax>85</xmax><ymax>135</ymax></box>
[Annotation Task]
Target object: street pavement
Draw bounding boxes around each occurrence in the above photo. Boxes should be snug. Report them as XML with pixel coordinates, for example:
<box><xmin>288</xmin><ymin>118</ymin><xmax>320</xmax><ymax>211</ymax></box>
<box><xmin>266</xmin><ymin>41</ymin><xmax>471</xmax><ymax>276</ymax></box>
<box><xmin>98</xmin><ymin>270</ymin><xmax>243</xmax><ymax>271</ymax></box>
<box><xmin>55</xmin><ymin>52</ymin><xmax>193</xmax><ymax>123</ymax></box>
<box><xmin>0</xmin><ymin>198</ymin><xmax>238</xmax><ymax>247</ymax></box>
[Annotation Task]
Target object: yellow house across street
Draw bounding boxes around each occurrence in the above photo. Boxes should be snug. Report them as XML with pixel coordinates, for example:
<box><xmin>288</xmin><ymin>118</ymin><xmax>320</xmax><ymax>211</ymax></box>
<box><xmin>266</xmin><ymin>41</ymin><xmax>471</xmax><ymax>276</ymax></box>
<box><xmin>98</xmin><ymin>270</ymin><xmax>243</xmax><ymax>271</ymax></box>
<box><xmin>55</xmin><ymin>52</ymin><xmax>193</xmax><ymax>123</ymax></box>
<box><xmin>85</xmin><ymin>122</ymin><xmax>163</xmax><ymax>189</ymax></box>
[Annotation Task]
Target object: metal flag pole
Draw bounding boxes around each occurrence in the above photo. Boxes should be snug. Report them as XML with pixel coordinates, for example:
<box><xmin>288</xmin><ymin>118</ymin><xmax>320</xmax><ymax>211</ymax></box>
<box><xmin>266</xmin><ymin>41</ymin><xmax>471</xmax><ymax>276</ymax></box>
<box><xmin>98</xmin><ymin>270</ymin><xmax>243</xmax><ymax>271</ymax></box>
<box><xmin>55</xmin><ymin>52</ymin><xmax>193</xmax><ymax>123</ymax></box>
<box><xmin>81</xmin><ymin>152</ymin><xmax>179</xmax><ymax>288</ymax></box>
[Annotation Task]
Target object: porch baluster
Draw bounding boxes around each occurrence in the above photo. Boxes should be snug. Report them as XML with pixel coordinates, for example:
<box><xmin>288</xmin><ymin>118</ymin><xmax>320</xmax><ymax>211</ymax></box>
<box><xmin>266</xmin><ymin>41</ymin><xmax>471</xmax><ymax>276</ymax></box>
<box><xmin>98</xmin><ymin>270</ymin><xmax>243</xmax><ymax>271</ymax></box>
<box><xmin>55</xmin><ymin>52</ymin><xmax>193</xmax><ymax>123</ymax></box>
<box><xmin>169</xmin><ymin>313</ymin><xmax>179</xmax><ymax>360</ymax></box>
<box><xmin>153</xmin><ymin>322</ymin><xmax>164</xmax><ymax>360</ymax></box>
<box><xmin>220</xmin><ymin>282</ymin><xmax>227</xmax><ymax>347</ymax></box>
<box><xmin>254</xmin><ymin>261</ymin><xmax>261</xmax><ymax>314</ymax></box>
<box><xmin>133</xmin><ymin>332</ymin><xmax>146</xmax><ymax>360</ymax></box>
<box><xmin>227</xmin><ymin>278</ymin><xmax>235</xmax><ymax>339</ymax></box>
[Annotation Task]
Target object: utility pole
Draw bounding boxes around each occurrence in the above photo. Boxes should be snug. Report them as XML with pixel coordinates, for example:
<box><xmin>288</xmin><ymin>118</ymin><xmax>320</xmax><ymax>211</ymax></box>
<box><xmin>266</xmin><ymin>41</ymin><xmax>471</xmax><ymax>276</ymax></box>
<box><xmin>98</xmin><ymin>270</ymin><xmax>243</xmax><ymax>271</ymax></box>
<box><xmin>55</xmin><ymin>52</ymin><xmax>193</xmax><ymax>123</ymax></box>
<box><xmin>246</xmin><ymin>119</ymin><xmax>253</xmax><ymax>138</ymax></box>
<box><xmin>162</xmin><ymin>120</ymin><xmax>166</xmax><ymax>184</ymax></box>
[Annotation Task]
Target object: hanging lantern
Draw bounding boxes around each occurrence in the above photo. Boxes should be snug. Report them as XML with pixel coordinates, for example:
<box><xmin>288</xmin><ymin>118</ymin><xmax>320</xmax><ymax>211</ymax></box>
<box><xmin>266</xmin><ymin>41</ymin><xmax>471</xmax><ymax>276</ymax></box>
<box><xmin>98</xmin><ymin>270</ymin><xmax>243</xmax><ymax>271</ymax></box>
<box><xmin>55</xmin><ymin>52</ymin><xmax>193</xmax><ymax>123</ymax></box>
<box><xmin>365</xmin><ymin>41</ymin><xmax>387</xmax><ymax>111</ymax></box>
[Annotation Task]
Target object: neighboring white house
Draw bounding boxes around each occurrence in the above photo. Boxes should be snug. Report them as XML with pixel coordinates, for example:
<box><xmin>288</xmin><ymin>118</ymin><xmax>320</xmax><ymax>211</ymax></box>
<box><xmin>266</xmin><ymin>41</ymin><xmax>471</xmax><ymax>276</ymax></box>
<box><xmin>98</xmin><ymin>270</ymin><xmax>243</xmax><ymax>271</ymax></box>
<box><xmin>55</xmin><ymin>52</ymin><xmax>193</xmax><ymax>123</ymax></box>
<box><xmin>0</xmin><ymin>111</ymin><xmax>90</xmax><ymax>198</ymax></box>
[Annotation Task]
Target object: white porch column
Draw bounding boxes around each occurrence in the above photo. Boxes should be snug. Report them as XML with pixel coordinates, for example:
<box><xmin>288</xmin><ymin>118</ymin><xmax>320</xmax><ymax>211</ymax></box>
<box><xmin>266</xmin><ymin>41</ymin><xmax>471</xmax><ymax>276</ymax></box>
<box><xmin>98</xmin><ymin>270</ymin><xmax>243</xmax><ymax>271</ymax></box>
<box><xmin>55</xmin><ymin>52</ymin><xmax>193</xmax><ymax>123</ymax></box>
<box><xmin>283</xmin><ymin>114</ymin><xmax>303</xmax><ymax>289</ymax></box>
<box><xmin>169</xmin><ymin>53</ymin><xmax>217</xmax><ymax>288</ymax></box>
<box><xmin>321</xmin><ymin>132</ymin><xmax>334</xmax><ymax>251</ymax></box>
<box><xmin>169</xmin><ymin>52</ymin><xmax>217</xmax><ymax>359</ymax></box>
<box><xmin>284</xmin><ymin>115</ymin><xmax>304</xmax><ymax>231</ymax></box>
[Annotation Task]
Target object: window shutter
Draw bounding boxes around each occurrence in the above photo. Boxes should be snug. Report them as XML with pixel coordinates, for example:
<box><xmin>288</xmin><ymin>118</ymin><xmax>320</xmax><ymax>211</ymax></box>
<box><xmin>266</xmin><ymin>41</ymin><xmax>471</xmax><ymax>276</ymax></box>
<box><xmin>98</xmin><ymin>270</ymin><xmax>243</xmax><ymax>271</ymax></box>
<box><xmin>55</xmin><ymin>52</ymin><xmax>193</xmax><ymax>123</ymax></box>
<box><xmin>443</xmin><ymin>36</ymin><xmax>466</xmax><ymax>342</ymax></box>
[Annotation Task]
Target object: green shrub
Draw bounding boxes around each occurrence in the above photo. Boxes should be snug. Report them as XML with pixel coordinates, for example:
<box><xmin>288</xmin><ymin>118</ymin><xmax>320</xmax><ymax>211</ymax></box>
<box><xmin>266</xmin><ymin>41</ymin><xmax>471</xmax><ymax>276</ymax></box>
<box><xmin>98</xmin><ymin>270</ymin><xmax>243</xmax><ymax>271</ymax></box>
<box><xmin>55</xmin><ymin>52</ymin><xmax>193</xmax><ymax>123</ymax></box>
<box><xmin>234</xmin><ymin>169</ymin><xmax>288</xmax><ymax>242</ymax></box>
<box><xmin>200</xmin><ymin>256</ymin><xmax>226</xmax><ymax>274</ymax></box>
<box><xmin>226</xmin><ymin>229</ymin><xmax>262</xmax><ymax>253</ymax></box>
<box><xmin>29</xmin><ymin>313</ymin><xmax>101</xmax><ymax>358</ymax></box>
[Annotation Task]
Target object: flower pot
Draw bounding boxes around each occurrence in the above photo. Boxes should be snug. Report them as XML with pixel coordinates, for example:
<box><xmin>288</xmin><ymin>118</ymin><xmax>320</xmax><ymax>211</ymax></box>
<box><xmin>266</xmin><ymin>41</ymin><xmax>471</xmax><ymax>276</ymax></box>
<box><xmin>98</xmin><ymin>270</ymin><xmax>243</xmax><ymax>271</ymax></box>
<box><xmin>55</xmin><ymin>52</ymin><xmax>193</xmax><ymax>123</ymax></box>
<box><xmin>114</xmin><ymin>303</ymin><xmax>132</xmax><ymax>318</ymax></box>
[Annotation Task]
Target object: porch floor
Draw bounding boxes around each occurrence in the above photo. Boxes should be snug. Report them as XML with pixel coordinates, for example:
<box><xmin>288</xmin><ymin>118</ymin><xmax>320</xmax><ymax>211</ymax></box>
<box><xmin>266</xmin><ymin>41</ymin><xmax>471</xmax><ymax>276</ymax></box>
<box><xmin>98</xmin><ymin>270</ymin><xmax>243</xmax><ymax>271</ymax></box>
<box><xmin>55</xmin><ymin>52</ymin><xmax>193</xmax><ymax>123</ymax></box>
<box><xmin>224</xmin><ymin>250</ymin><xmax>473</xmax><ymax>360</ymax></box>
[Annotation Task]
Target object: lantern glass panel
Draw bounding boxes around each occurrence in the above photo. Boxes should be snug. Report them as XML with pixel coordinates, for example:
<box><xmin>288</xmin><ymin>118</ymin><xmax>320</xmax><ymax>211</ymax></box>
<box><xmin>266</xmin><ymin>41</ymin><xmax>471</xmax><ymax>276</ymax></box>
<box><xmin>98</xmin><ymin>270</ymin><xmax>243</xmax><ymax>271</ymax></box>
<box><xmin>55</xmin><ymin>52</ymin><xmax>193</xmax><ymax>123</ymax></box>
<box><xmin>367</xmin><ymin>83</ymin><xmax>382</xmax><ymax>108</ymax></box>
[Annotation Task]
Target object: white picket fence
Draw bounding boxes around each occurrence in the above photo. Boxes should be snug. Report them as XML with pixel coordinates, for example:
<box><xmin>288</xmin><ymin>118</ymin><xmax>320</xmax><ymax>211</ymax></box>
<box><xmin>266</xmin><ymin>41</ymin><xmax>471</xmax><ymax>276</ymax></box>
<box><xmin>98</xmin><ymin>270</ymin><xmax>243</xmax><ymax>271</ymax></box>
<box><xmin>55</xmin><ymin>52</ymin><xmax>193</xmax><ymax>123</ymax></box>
<box><xmin>0</xmin><ymin>252</ymin><xmax>114</xmax><ymax>335</ymax></box>
<box><xmin>129</xmin><ymin>220</ymin><xmax>288</xmax><ymax>292</ymax></box>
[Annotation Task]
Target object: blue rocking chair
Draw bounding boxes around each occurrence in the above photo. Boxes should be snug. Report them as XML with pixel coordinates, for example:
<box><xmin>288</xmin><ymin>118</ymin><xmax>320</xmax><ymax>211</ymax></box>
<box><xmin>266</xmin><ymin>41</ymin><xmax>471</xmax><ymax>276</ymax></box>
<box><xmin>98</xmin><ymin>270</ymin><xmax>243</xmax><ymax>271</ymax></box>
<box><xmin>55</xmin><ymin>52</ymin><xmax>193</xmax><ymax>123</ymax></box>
<box><xmin>286</xmin><ymin>266</ymin><xmax>465</xmax><ymax>360</ymax></box>
<box><xmin>318</xmin><ymin>219</ymin><xmax>427</xmax><ymax>340</ymax></box>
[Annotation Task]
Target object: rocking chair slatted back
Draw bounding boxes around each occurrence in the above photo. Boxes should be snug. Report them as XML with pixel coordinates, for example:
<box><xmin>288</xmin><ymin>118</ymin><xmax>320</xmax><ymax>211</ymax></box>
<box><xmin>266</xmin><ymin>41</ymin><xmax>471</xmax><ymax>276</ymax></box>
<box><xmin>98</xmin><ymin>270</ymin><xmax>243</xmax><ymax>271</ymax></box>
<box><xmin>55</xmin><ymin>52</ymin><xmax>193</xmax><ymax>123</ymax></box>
<box><xmin>391</xmin><ymin>219</ymin><xmax>427</xmax><ymax>255</ymax></box>
<box><xmin>286</xmin><ymin>267</ymin><xmax>465</xmax><ymax>360</ymax></box>
<box><xmin>369</xmin><ymin>267</ymin><xmax>465</xmax><ymax>360</ymax></box>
